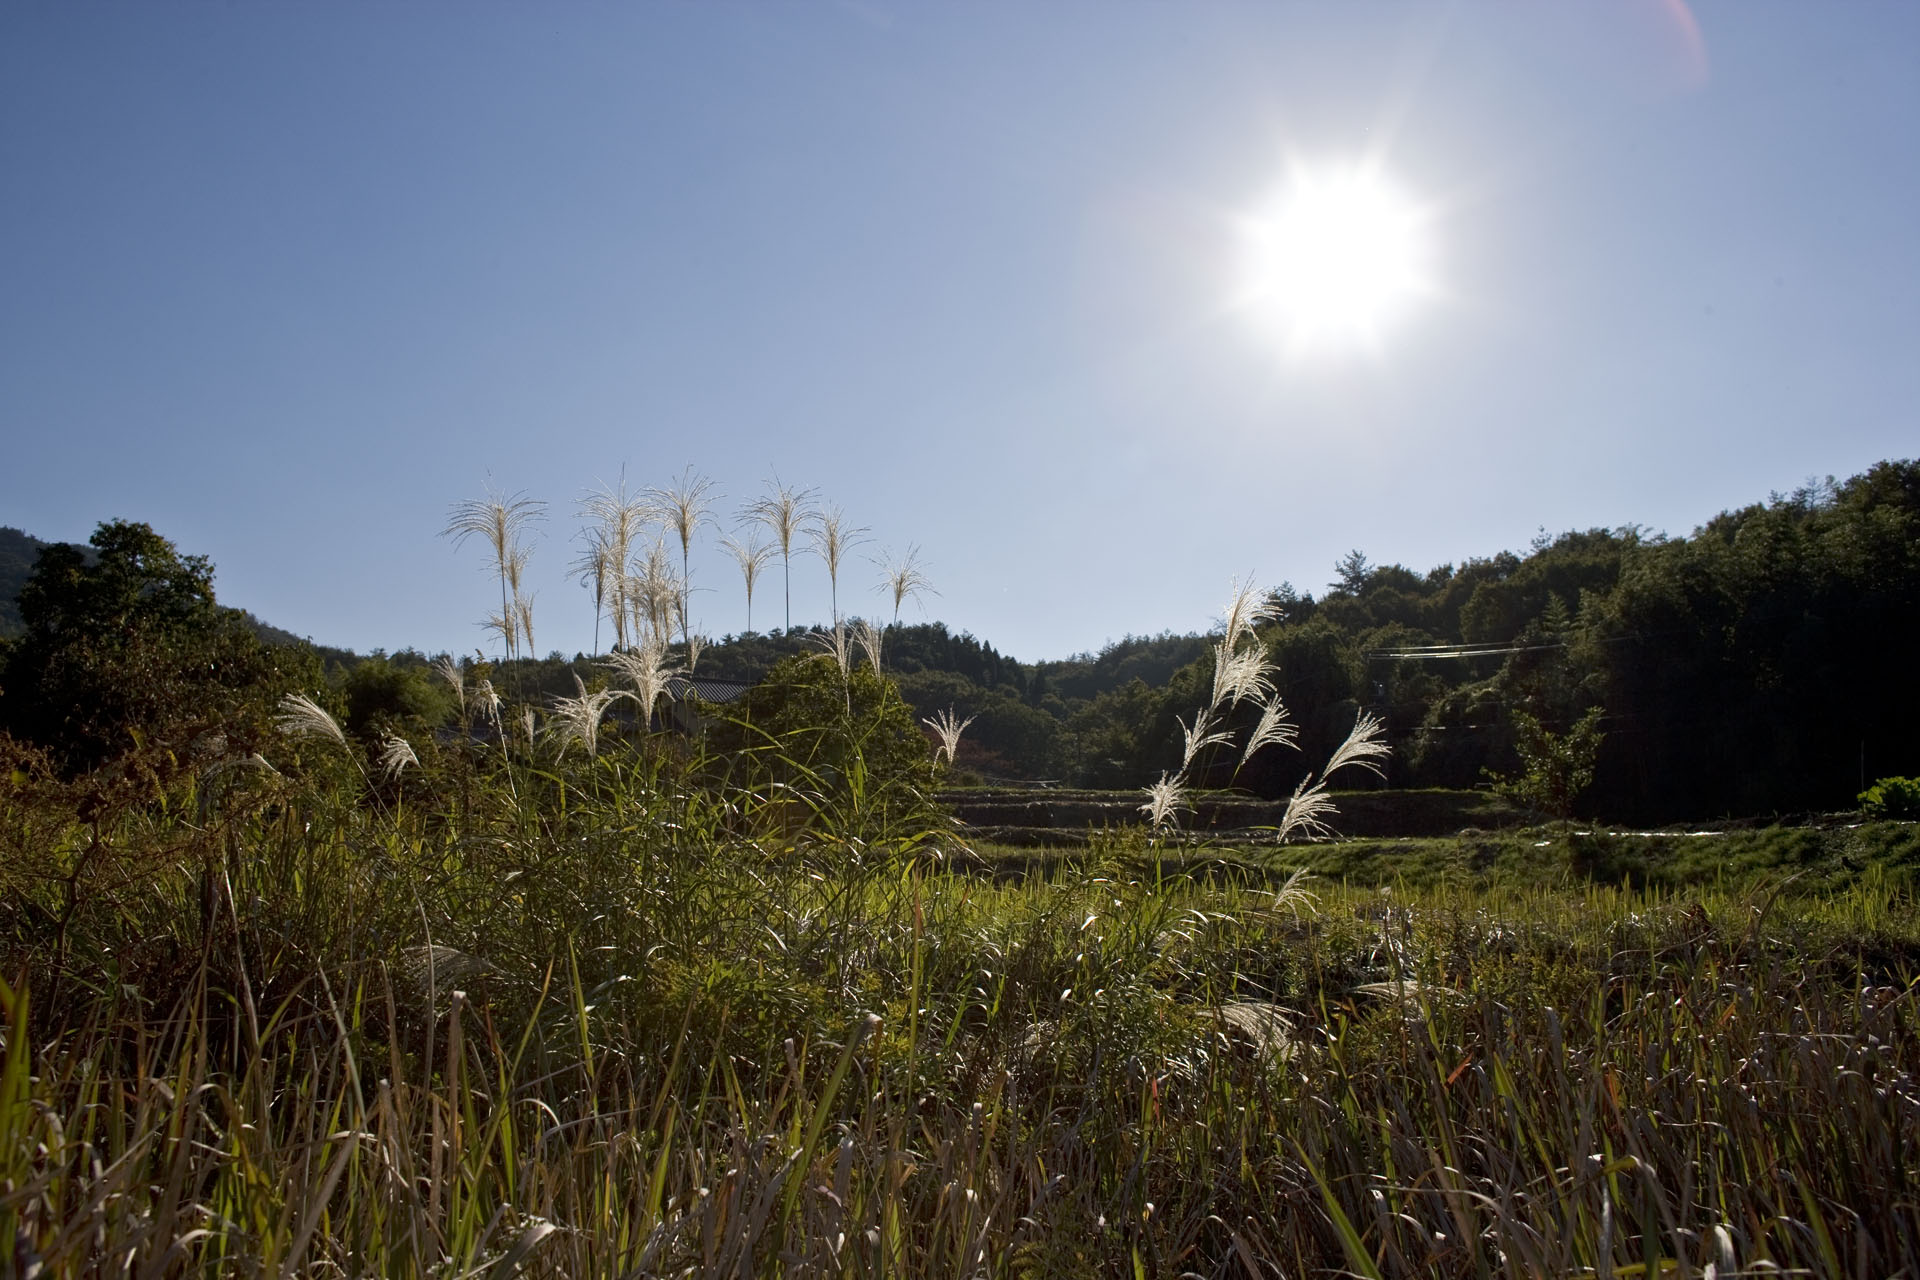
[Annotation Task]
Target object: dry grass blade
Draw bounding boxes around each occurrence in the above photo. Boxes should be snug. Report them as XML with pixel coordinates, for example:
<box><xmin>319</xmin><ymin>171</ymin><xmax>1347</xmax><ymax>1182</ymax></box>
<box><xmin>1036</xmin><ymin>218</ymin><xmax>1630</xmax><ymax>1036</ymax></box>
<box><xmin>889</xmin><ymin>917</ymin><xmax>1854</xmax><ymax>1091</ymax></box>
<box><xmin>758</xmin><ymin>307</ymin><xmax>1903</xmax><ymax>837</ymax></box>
<box><xmin>274</xmin><ymin>693</ymin><xmax>348</xmax><ymax>750</ymax></box>
<box><xmin>1324</xmin><ymin>710</ymin><xmax>1390</xmax><ymax>781</ymax></box>
<box><xmin>923</xmin><ymin>706</ymin><xmax>977</xmax><ymax>764</ymax></box>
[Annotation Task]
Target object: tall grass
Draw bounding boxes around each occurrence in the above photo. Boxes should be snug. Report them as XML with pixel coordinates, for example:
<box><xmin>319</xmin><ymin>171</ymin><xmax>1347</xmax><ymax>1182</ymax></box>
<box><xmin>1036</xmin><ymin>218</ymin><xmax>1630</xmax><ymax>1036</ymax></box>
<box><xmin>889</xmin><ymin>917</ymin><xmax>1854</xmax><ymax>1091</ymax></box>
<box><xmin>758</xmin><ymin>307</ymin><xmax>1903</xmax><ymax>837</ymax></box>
<box><xmin>444</xmin><ymin>487</ymin><xmax>545</xmax><ymax>662</ymax></box>
<box><xmin>6</xmin><ymin>695</ymin><xmax>1920</xmax><ymax>1273</ymax></box>
<box><xmin>745</xmin><ymin>476</ymin><xmax>815</xmax><ymax>634</ymax></box>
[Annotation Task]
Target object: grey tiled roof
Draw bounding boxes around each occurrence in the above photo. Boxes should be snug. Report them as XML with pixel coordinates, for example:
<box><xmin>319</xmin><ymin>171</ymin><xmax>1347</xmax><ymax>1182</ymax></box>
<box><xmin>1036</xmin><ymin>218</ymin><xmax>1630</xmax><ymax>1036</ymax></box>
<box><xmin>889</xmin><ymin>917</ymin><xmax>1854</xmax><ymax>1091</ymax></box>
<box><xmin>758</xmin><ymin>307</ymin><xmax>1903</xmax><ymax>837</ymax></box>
<box><xmin>668</xmin><ymin>676</ymin><xmax>753</xmax><ymax>705</ymax></box>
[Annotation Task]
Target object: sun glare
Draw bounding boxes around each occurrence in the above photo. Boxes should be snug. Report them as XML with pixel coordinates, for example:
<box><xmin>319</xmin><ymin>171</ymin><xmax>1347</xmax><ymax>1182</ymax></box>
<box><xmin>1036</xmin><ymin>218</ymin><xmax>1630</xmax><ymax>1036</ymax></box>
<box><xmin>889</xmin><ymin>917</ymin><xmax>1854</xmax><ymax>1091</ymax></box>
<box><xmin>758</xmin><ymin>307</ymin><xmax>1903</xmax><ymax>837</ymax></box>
<box><xmin>1235</xmin><ymin>162</ymin><xmax>1433</xmax><ymax>358</ymax></box>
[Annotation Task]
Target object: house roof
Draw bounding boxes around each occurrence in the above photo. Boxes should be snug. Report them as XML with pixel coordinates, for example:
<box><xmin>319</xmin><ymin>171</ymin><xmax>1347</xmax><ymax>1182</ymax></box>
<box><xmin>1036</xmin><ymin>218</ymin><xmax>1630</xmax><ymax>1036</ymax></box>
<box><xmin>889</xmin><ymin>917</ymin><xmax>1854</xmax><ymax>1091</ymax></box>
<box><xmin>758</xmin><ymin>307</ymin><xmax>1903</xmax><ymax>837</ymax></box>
<box><xmin>669</xmin><ymin>675</ymin><xmax>753</xmax><ymax>705</ymax></box>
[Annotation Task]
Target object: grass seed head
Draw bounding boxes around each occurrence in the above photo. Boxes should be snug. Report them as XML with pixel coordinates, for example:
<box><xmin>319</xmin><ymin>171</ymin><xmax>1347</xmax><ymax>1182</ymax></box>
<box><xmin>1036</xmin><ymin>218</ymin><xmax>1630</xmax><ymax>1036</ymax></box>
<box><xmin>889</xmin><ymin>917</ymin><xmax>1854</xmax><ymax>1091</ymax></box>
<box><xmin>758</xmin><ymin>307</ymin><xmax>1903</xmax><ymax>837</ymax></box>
<box><xmin>1139</xmin><ymin>771</ymin><xmax>1190</xmax><ymax>831</ymax></box>
<box><xmin>1178</xmin><ymin>707</ymin><xmax>1235</xmax><ymax>771</ymax></box>
<box><xmin>274</xmin><ymin>693</ymin><xmax>349</xmax><ymax>751</ymax></box>
<box><xmin>549</xmin><ymin>674</ymin><xmax>622</xmax><ymax>758</ymax></box>
<box><xmin>377</xmin><ymin>733</ymin><xmax>419</xmax><ymax>780</ymax></box>
<box><xmin>1324</xmin><ymin>710</ymin><xmax>1391</xmax><ymax>781</ymax></box>
<box><xmin>923</xmin><ymin>706</ymin><xmax>977</xmax><ymax>764</ymax></box>
<box><xmin>1276</xmin><ymin>776</ymin><xmax>1337</xmax><ymax>843</ymax></box>
<box><xmin>1239</xmin><ymin>695</ymin><xmax>1299</xmax><ymax>769</ymax></box>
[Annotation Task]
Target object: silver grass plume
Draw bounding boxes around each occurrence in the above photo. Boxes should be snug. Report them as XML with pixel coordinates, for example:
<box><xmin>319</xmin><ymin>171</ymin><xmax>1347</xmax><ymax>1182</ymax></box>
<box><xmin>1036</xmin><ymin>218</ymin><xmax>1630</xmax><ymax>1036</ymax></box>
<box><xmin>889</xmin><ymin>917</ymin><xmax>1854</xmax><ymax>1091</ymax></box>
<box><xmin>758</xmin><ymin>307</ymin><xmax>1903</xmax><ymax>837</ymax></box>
<box><xmin>549</xmin><ymin>674</ymin><xmax>621</xmax><ymax>758</ymax></box>
<box><xmin>521</xmin><ymin>707</ymin><xmax>537</xmax><ymax>746</ymax></box>
<box><xmin>1210</xmin><ymin>640</ymin><xmax>1275</xmax><ymax>711</ymax></box>
<box><xmin>628</xmin><ymin>540</ymin><xmax>680</xmax><ymax>648</ymax></box>
<box><xmin>851</xmin><ymin>617</ymin><xmax>884</xmax><ymax>674</ymax></box>
<box><xmin>1275</xmin><ymin>776</ymin><xmax>1338</xmax><ymax>843</ymax></box>
<box><xmin>481</xmin><ymin>607</ymin><xmax>516</xmax><ymax>659</ymax></box>
<box><xmin>516</xmin><ymin>591</ymin><xmax>537</xmax><ymax>659</ymax></box>
<box><xmin>1219</xmin><ymin>576</ymin><xmax>1274</xmax><ymax>655</ymax></box>
<box><xmin>1178</xmin><ymin>707</ymin><xmax>1235</xmax><ymax>772</ymax></box>
<box><xmin>377</xmin><ymin>733</ymin><xmax>419</xmax><ymax>780</ymax></box>
<box><xmin>809</xmin><ymin>503</ymin><xmax>867</xmax><ymax>629</ymax></box>
<box><xmin>648</xmin><ymin>467</ymin><xmax>716</xmax><ymax>645</ymax></box>
<box><xmin>1269</xmin><ymin>866</ymin><xmax>1319</xmax><ymax>918</ymax></box>
<box><xmin>571</xmin><ymin>529</ymin><xmax>618</xmax><ymax>656</ymax></box>
<box><xmin>1139</xmin><ymin>771</ymin><xmax>1190</xmax><ymax>832</ymax></box>
<box><xmin>474</xmin><ymin>679</ymin><xmax>502</xmax><ymax>729</ymax></box>
<box><xmin>274</xmin><ymin>693</ymin><xmax>349</xmax><ymax>750</ymax></box>
<box><xmin>923</xmin><ymin>707</ymin><xmax>977</xmax><ymax>764</ymax></box>
<box><xmin>602</xmin><ymin>635</ymin><xmax>684</xmax><ymax>724</ymax></box>
<box><xmin>809</xmin><ymin>624</ymin><xmax>854</xmax><ymax>678</ymax></box>
<box><xmin>745</xmin><ymin>476</ymin><xmax>816</xmax><ymax>633</ymax></box>
<box><xmin>685</xmin><ymin>633</ymin><xmax>706</xmax><ymax>674</ymax></box>
<box><xmin>1323</xmin><ymin>710</ymin><xmax>1391</xmax><ymax>781</ymax></box>
<box><xmin>444</xmin><ymin>487</ymin><xmax>545</xmax><ymax>660</ymax></box>
<box><xmin>1239</xmin><ymin>694</ymin><xmax>1299</xmax><ymax>770</ymax></box>
<box><xmin>433</xmin><ymin>655</ymin><xmax>465</xmax><ymax>716</ymax></box>
<box><xmin>877</xmin><ymin>544</ymin><xmax>936</xmax><ymax>628</ymax></box>
<box><xmin>720</xmin><ymin>535</ymin><xmax>775</xmax><ymax>634</ymax></box>
<box><xmin>580</xmin><ymin>478</ymin><xmax>652</xmax><ymax>651</ymax></box>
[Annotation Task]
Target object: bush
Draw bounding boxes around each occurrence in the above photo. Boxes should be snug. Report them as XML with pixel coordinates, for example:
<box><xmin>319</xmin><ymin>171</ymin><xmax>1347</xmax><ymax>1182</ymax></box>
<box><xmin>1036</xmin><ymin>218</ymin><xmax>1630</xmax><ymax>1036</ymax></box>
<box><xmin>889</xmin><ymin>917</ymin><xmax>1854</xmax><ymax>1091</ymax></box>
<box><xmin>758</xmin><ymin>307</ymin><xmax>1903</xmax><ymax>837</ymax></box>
<box><xmin>1860</xmin><ymin>776</ymin><xmax>1920</xmax><ymax>819</ymax></box>
<box><xmin>703</xmin><ymin>653</ymin><xmax>941</xmax><ymax>843</ymax></box>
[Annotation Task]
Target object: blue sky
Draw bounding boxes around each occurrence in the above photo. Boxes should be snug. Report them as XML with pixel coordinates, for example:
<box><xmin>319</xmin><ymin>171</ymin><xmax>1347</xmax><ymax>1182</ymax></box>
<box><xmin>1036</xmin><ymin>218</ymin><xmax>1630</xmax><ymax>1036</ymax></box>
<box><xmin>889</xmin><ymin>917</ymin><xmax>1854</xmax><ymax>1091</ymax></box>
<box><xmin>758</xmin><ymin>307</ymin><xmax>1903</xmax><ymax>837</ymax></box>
<box><xmin>3</xmin><ymin>3</ymin><xmax>1915</xmax><ymax>661</ymax></box>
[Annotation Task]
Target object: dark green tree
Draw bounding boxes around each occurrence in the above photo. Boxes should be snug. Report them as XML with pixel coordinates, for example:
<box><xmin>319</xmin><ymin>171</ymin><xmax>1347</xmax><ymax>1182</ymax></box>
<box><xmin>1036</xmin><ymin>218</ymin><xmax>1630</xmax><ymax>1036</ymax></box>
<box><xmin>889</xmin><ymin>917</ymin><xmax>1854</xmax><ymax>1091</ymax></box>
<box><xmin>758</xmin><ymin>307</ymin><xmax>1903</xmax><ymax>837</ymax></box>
<box><xmin>0</xmin><ymin>520</ymin><xmax>317</xmax><ymax>774</ymax></box>
<box><xmin>1488</xmin><ymin>707</ymin><xmax>1606</xmax><ymax>822</ymax></box>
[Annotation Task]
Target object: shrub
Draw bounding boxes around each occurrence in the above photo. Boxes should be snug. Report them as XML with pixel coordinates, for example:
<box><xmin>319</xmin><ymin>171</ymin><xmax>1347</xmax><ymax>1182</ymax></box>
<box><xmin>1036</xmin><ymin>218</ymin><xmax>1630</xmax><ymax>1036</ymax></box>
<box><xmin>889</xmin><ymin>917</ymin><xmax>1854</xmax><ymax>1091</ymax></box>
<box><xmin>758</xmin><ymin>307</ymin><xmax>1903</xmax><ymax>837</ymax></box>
<box><xmin>1860</xmin><ymin>775</ymin><xmax>1920</xmax><ymax>819</ymax></box>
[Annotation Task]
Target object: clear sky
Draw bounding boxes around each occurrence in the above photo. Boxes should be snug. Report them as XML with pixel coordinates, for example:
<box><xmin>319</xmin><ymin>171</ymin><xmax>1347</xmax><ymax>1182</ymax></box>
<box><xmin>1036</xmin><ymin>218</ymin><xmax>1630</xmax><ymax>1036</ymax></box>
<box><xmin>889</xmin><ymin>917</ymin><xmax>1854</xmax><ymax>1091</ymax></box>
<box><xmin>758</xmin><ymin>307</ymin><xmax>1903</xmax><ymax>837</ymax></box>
<box><xmin>3</xmin><ymin>3</ymin><xmax>1915</xmax><ymax>662</ymax></box>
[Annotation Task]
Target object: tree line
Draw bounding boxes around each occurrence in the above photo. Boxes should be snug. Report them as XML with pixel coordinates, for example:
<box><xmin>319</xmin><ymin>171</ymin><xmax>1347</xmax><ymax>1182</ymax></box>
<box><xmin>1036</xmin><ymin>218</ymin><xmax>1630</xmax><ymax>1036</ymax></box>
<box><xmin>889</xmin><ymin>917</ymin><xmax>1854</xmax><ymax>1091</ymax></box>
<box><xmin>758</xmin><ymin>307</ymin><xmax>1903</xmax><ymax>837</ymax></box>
<box><xmin>4</xmin><ymin>460</ymin><xmax>1915</xmax><ymax>821</ymax></box>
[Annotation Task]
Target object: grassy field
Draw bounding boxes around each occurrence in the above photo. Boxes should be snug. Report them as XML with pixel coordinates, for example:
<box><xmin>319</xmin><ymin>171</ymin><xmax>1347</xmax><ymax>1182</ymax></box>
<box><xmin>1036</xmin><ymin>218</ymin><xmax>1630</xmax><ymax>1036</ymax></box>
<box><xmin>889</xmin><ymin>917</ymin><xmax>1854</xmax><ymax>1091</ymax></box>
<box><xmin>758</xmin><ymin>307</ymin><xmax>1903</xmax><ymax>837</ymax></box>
<box><xmin>6</xmin><ymin>703</ymin><xmax>1920</xmax><ymax>1276</ymax></box>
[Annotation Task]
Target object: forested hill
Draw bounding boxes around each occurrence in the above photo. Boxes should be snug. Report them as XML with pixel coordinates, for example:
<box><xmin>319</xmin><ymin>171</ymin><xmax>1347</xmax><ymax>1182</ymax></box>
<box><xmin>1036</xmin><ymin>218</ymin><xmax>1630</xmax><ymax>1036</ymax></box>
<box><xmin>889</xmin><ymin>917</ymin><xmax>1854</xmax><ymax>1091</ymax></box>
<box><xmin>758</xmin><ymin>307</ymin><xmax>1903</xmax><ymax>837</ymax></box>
<box><xmin>800</xmin><ymin>461</ymin><xmax>1920</xmax><ymax>822</ymax></box>
<box><xmin>9</xmin><ymin>459</ymin><xmax>1917</xmax><ymax>820</ymax></box>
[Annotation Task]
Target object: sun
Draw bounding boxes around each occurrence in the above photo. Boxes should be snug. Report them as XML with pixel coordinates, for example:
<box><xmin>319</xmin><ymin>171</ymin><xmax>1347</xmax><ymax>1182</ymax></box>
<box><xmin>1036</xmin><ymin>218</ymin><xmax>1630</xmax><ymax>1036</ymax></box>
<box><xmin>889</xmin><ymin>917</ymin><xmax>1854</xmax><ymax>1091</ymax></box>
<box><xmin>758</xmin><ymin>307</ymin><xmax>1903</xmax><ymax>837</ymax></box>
<box><xmin>1234</xmin><ymin>161</ymin><xmax>1434</xmax><ymax>358</ymax></box>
